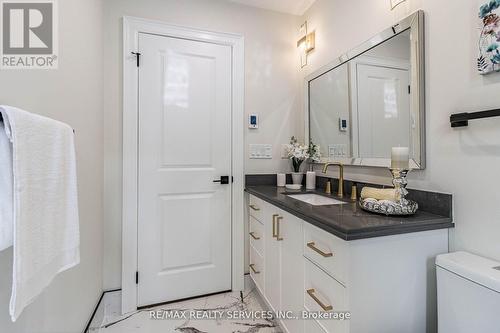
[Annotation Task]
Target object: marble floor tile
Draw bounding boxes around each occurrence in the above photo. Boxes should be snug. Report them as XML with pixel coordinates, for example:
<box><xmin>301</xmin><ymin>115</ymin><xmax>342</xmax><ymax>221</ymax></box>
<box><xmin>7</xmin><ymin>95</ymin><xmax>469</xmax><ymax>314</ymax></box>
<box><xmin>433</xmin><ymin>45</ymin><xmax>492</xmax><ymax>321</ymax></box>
<box><xmin>86</xmin><ymin>276</ymin><xmax>282</xmax><ymax>333</ymax></box>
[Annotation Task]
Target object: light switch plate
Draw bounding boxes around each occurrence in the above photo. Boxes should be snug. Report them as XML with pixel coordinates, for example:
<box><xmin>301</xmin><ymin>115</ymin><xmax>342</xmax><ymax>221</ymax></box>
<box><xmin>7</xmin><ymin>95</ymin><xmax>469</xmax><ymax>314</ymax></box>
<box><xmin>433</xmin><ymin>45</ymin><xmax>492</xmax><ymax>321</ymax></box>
<box><xmin>328</xmin><ymin>144</ymin><xmax>348</xmax><ymax>158</ymax></box>
<box><xmin>328</xmin><ymin>145</ymin><xmax>336</xmax><ymax>158</ymax></box>
<box><xmin>250</xmin><ymin>144</ymin><xmax>272</xmax><ymax>159</ymax></box>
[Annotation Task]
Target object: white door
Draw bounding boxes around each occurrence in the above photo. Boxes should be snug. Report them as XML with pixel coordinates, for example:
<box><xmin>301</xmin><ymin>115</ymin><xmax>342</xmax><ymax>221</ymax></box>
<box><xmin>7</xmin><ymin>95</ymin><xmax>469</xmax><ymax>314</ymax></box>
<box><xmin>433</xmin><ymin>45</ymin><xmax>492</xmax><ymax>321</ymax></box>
<box><xmin>137</xmin><ymin>32</ymin><xmax>232</xmax><ymax>306</ymax></box>
<box><xmin>356</xmin><ymin>64</ymin><xmax>410</xmax><ymax>158</ymax></box>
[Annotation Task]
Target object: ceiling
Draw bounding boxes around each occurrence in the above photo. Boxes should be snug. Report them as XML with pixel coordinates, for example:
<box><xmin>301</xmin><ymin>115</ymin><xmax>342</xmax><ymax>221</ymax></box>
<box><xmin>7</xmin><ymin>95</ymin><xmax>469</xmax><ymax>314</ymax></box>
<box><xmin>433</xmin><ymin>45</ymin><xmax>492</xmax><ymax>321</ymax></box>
<box><xmin>226</xmin><ymin>0</ymin><xmax>316</xmax><ymax>15</ymax></box>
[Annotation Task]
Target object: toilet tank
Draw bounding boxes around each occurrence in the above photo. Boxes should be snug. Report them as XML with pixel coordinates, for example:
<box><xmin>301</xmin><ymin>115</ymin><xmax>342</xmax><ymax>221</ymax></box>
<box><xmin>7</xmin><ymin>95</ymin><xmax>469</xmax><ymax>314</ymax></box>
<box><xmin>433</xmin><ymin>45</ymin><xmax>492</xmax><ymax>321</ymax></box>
<box><xmin>436</xmin><ymin>251</ymin><xmax>500</xmax><ymax>333</ymax></box>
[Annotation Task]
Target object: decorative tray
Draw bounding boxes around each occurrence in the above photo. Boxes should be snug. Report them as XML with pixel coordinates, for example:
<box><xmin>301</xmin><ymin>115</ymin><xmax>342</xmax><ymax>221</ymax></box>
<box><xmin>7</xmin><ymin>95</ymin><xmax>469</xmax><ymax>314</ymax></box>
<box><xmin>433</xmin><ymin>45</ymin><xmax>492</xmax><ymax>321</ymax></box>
<box><xmin>359</xmin><ymin>198</ymin><xmax>418</xmax><ymax>216</ymax></box>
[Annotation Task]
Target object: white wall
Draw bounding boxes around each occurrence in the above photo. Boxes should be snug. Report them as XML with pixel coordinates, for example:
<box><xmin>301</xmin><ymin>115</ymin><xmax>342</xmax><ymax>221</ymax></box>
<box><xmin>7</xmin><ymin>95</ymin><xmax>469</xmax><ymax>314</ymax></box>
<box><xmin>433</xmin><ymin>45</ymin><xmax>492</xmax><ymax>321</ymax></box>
<box><xmin>0</xmin><ymin>0</ymin><xmax>103</xmax><ymax>332</ymax></box>
<box><xmin>302</xmin><ymin>0</ymin><xmax>500</xmax><ymax>261</ymax></box>
<box><xmin>103</xmin><ymin>0</ymin><xmax>300</xmax><ymax>289</ymax></box>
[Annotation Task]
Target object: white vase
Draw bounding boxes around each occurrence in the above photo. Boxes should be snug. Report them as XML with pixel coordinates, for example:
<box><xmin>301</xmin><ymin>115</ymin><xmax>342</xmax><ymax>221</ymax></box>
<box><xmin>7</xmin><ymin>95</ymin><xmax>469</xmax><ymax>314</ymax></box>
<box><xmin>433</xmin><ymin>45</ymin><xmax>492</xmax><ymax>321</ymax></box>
<box><xmin>291</xmin><ymin>172</ymin><xmax>303</xmax><ymax>185</ymax></box>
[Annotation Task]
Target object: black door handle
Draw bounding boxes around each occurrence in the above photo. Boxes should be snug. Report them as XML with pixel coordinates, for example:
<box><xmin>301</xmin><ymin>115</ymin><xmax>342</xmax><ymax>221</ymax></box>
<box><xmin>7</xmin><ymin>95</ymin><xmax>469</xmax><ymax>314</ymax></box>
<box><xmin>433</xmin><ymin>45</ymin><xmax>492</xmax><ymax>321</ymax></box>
<box><xmin>213</xmin><ymin>176</ymin><xmax>230</xmax><ymax>184</ymax></box>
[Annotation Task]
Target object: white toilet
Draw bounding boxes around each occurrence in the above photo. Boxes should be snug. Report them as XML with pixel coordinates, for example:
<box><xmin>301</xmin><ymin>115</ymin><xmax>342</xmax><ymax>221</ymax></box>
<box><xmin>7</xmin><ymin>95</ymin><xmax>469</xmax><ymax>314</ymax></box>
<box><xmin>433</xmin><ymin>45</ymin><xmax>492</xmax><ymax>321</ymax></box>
<box><xmin>436</xmin><ymin>251</ymin><xmax>500</xmax><ymax>332</ymax></box>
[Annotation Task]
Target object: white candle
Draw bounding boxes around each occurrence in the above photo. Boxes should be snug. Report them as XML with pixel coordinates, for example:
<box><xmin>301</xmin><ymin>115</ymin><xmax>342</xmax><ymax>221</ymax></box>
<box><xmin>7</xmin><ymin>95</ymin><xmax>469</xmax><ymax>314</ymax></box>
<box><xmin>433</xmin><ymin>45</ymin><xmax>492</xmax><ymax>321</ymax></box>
<box><xmin>391</xmin><ymin>147</ymin><xmax>409</xmax><ymax>169</ymax></box>
<box><xmin>277</xmin><ymin>173</ymin><xmax>286</xmax><ymax>187</ymax></box>
<box><xmin>306</xmin><ymin>171</ymin><xmax>316</xmax><ymax>190</ymax></box>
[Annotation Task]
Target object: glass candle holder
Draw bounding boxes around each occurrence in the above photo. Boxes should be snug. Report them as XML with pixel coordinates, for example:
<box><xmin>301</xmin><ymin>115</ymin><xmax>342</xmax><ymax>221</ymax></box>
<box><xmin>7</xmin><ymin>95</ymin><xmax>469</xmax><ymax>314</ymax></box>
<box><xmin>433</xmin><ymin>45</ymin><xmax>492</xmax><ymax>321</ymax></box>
<box><xmin>389</xmin><ymin>168</ymin><xmax>409</xmax><ymax>205</ymax></box>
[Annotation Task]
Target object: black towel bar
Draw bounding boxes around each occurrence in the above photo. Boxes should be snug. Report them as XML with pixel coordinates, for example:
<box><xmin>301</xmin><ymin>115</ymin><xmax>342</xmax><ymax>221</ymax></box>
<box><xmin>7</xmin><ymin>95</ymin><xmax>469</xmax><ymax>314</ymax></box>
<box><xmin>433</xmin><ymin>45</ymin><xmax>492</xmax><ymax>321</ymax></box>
<box><xmin>450</xmin><ymin>108</ymin><xmax>500</xmax><ymax>127</ymax></box>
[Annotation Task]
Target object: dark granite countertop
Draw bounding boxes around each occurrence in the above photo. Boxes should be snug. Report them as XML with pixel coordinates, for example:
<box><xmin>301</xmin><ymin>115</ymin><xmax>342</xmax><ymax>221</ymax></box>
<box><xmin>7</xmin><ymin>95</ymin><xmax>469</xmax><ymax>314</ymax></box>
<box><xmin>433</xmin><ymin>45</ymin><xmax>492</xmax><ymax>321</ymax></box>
<box><xmin>246</xmin><ymin>185</ymin><xmax>454</xmax><ymax>241</ymax></box>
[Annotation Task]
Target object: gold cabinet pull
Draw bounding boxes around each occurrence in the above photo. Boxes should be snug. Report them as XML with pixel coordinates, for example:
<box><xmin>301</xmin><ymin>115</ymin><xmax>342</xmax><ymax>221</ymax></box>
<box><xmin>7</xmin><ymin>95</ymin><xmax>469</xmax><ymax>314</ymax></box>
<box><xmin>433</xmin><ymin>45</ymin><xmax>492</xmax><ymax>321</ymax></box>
<box><xmin>272</xmin><ymin>214</ymin><xmax>279</xmax><ymax>238</ymax></box>
<box><xmin>249</xmin><ymin>264</ymin><xmax>260</xmax><ymax>274</ymax></box>
<box><xmin>249</xmin><ymin>232</ymin><xmax>260</xmax><ymax>240</ymax></box>
<box><xmin>307</xmin><ymin>242</ymin><xmax>333</xmax><ymax>257</ymax></box>
<box><xmin>249</xmin><ymin>204</ymin><xmax>260</xmax><ymax>211</ymax></box>
<box><xmin>275</xmin><ymin>216</ymin><xmax>283</xmax><ymax>241</ymax></box>
<box><xmin>306</xmin><ymin>289</ymin><xmax>333</xmax><ymax>311</ymax></box>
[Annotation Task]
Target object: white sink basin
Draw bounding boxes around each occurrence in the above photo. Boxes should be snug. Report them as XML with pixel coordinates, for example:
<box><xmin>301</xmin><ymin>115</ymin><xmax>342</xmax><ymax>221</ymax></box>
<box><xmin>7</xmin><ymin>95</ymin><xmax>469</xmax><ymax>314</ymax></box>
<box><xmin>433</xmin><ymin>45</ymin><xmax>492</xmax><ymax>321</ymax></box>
<box><xmin>287</xmin><ymin>194</ymin><xmax>346</xmax><ymax>206</ymax></box>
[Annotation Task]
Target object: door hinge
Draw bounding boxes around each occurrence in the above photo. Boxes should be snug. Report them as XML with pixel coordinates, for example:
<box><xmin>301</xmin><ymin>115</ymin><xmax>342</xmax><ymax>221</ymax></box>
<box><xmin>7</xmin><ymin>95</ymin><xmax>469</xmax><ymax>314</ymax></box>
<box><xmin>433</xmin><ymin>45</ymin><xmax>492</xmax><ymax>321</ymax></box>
<box><xmin>408</xmin><ymin>85</ymin><xmax>411</xmax><ymax>94</ymax></box>
<box><xmin>131</xmin><ymin>52</ymin><xmax>141</xmax><ymax>67</ymax></box>
<box><xmin>136</xmin><ymin>271</ymin><xmax>139</xmax><ymax>284</ymax></box>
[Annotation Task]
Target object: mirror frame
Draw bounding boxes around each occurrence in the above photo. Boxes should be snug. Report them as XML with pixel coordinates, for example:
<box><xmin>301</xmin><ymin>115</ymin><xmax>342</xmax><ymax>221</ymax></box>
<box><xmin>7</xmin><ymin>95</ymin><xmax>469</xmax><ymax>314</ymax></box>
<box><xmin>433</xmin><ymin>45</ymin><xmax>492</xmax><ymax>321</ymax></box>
<box><xmin>305</xmin><ymin>10</ymin><xmax>425</xmax><ymax>169</ymax></box>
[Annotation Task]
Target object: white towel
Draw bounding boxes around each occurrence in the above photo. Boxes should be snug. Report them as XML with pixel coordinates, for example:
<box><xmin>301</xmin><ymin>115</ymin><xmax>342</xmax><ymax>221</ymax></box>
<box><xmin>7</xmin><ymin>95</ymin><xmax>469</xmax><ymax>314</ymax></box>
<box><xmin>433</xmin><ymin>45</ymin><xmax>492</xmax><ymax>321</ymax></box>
<box><xmin>0</xmin><ymin>106</ymin><xmax>80</xmax><ymax>322</ymax></box>
<box><xmin>0</xmin><ymin>118</ymin><xmax>13</xmax><ymax>251</ymax></box>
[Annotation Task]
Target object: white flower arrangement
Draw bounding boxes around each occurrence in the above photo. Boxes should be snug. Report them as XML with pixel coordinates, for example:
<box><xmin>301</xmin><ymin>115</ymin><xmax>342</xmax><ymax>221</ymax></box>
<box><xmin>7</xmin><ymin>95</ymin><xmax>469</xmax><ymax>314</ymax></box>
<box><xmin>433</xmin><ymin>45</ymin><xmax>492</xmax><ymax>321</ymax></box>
<box><xmin>285</xmin><ymin>137</ymin><xmax>321</xmax><ymax>172</ymax></box>
<box><xmin>308</xmin><ymin>142</ymin><xmax>321</xmax><ymax>163</ymax></box>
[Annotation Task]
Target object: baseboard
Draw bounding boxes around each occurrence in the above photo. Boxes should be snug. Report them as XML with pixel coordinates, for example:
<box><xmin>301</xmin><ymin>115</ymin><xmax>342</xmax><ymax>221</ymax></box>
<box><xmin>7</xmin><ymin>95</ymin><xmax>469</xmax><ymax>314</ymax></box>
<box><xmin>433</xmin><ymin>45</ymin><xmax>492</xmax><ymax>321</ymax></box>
<box><xmin>83</xmin><ymin>289</ymin><xmax>121</xmax><ymax>333</ymax></box>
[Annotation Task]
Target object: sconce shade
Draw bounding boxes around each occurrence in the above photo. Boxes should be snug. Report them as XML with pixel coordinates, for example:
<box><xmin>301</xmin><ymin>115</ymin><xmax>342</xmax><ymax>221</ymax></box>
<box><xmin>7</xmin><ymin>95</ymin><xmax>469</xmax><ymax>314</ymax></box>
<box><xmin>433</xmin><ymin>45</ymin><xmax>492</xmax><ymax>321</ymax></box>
<box><xmin>297</xmin><ymin>21</ymin><xmax>315</xmax><ymax>67</ymax></box>
<box><xmin>297</xmin><ymin>32</ymin><xmax>315</xmax><ymax>53</ymax></box>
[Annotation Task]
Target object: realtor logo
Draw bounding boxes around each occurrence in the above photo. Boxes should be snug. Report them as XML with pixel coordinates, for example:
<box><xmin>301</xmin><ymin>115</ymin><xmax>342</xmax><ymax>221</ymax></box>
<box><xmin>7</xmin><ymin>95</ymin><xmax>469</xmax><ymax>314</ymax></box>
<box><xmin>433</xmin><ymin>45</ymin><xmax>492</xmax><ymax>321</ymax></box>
<box><xmin>1</xmin><ymin>0</ymin><xmax>58</xmax><ymax>69</ymax></box>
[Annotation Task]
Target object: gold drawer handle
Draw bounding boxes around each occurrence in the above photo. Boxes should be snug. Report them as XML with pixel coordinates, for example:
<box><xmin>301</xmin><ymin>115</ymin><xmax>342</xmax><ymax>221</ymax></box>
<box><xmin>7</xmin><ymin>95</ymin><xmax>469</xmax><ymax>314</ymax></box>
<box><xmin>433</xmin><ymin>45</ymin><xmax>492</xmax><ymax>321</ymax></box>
<box><xmin>249</xmin><ymin>232</ymin><xmax>260</xmax><ymax>240</ymax></box>
<box><xmin>307</xmin><ymin>289</ymin><xmax>333</xmax><ymax>311</ymax></box>
<box><xmin>249</xmin><ymin>264</ymin><xmax>260</xmax><ymax>274</ymax></box>
<box><xmin>249</xmin><ymin>204</ymin><xmax>260</xmax><ymax>211</ymax></box>
<box><xmin>275</xmin><ymin>216</ymin><xmax>283</xmax><ymax>241</ymax></box>
<box><xmin>272</xmin><ymin>214</ymin><xmax>279</xmax><ymax>238</ymax></box>
<box><xmin>307</xmin><ymin>242</ymin><xmax>333</xmax><ymax>258</ymax></box>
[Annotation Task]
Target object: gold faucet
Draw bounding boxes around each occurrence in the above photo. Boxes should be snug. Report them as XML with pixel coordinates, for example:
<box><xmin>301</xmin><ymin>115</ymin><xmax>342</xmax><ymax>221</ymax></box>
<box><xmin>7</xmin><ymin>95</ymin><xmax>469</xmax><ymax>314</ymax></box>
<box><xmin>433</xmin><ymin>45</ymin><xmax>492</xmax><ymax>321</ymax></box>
<box><xmin>322</xmin><ymin>163</ymin><xmax>344</xmax><ymax>197</ymax></box>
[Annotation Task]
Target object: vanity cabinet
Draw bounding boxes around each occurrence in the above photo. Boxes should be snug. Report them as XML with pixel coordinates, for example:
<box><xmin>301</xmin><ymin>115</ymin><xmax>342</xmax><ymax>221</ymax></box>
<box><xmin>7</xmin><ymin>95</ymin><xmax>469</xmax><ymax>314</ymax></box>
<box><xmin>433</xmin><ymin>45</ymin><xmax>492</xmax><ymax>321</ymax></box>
<box><xmin>249</xmin><ymin>195</ymin><xmax>303</xmax><ymax>333</ymax></box>
<box><xmin>272</xmin><ymin>210</ymin><xmax>303</xmax><ymax>333</ymax></box>
<box><xmin>263</xmin><ymin>208</ymin><xmax>281</xmax><ymax>312</ymax></box>
<box><xmin>249</xmin><ymin>196</ymin><xmax>265</xmax><ymax>293</ymax></box>
<box><xmin>248</xmin><ymin>194</ymin><xmax>448</xmax><ymax>333</ymax></box>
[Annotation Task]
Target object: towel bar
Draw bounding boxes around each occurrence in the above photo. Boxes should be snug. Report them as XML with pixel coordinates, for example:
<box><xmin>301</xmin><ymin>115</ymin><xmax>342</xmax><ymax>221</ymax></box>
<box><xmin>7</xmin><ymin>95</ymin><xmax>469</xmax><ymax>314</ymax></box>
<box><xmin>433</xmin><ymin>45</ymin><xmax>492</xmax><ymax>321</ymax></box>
<box><xmin>450</xmin><ymin>108</ymin><xmax>500</xmax><ymax>127</ymax></box>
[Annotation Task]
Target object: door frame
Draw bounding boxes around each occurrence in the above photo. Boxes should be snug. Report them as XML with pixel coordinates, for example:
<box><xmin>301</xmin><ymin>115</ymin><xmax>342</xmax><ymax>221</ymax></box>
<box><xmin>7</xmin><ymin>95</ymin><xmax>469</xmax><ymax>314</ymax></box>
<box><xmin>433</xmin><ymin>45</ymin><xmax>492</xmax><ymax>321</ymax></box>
<box><xmin>122</xmin><ymin>16</ymin><xmax>245</xmax><ymax>314</ymax></box>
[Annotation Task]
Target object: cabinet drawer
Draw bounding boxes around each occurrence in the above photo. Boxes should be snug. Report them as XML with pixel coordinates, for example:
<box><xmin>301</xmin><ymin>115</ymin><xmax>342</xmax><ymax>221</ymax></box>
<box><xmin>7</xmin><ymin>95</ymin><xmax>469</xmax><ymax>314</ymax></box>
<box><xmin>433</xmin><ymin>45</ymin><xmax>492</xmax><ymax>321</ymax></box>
<box><xmin>249</xmin><ymin>195</ymin><xmax>264</xmax><ymax>221</ymax></box>
<box><xmin>304</xmin><ymin>223</ymin><xmax>347</xmax><ymax>285</ymax></box>
<box><xmin>249</xmin><ymin>245</ymin><xmax>264</xmax><ymax>293</ymax></box>
<box><xmin>249</xmin><ymin>216</ymin><xmax>264</xmax><ymax>256</ymax></box>
<box><xmin>304</xmin><ymin>258</ymin><xmax>348</xmax><ymax>333</ymax></box>
<box><xmin>304</xmin><ymin>318</ymin><xmax>327</xmax><ymax>333</ymax></box>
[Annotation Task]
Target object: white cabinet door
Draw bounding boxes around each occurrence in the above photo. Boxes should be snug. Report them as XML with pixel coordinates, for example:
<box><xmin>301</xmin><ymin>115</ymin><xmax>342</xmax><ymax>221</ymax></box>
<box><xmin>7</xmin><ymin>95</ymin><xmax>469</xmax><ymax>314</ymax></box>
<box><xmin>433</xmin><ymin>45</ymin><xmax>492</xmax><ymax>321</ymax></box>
<box><xmin>137</xmin><ymin>32</ymin><xmax>232</xmax><ymax>306</ymax></box>
<box><xmin>264</xmin><ymin>208</ymin><xmax>281</xmax><ymax>312</ymax></box>
<box><xmin>249</xmin><ymin>245</ymin><xmax>265</xmax><ymax>294</ymax></box>
<box><xmin>279</xmin><ymin>211</ymin><xmax>304</xmax><ymax>333</ymax></box>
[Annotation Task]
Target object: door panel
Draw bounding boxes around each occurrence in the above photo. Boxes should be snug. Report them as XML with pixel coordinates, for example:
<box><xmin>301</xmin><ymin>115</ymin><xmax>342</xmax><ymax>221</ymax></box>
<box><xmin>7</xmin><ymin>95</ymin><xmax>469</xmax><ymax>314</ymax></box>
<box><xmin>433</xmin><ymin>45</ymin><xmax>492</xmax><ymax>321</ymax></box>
<box><xmin>158</xmin><ymin>193</ymin><xmax>213</xmax><ymax>271</ymax></box>
<box><xmin>137</xmin><ymin>32</ymin><xmax>232</xmax><ymax>306</ymax></box>
<box><xmin>159</xmin><ymin>51</ymin><xmax>216</xmax><ymax>167</ymax></box>
<box><xmin>356</xmin><ymin>64</ymin><xmax>410</xmax><ymax>158</ymax></box>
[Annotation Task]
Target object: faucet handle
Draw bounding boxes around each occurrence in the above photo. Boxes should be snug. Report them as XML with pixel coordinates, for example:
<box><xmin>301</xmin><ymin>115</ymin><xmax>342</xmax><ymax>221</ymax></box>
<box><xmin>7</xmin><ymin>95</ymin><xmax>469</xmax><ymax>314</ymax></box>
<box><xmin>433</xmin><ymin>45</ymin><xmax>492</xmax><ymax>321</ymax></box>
<box><xmin>325</xmin><ymin>181</ymin><xmax>331</xmax><ymax>194</ymax></box>
<box><xmin>351</xmin><ymin>184</ymin><xmax>357</xmax><ymax>201</ymax></box>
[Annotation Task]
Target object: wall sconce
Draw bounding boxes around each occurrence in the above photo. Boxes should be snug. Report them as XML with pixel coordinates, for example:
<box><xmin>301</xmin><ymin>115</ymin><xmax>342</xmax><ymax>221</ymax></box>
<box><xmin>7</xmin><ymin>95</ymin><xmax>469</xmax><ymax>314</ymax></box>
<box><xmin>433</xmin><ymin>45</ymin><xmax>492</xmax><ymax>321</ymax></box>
<box><xmin>297</xmin><ymin>21</ymin><xmax>315</xmax><ymax>68</ymax></box>
<box><xmin>390</xmin><ymin>0</ymin><xmax>407</xmax><ymax>10</ymax></box>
